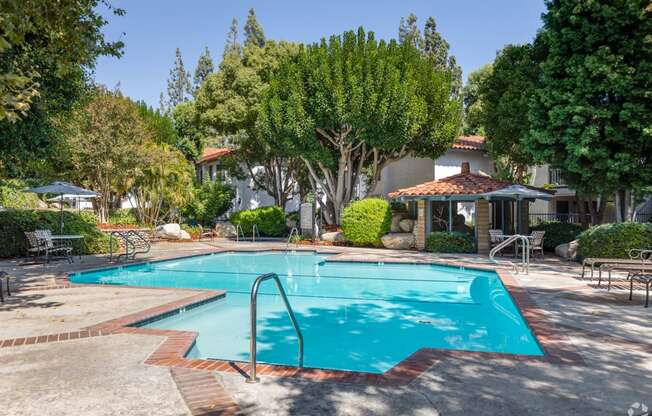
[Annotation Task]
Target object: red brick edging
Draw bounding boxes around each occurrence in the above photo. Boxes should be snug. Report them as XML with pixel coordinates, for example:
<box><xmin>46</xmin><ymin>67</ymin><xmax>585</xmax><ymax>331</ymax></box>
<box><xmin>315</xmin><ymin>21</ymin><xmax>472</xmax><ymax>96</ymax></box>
<box><xmin>170</xmin><ymin>367</ymin><xmax>240</xmax><ymax>416</ymax></box>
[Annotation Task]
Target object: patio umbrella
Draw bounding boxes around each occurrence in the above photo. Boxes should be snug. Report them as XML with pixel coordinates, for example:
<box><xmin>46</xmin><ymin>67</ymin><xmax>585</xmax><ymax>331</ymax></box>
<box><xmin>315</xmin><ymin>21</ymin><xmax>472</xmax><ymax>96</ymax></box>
<box><xmin>26</xmin><ymin>182</ymin><xmax>99</xmax><ymax>233</ymax></box>
<box><xmin>480</xmin><ymin>184</ymin><xmax>554</xmax><ymax>201</ymax></box>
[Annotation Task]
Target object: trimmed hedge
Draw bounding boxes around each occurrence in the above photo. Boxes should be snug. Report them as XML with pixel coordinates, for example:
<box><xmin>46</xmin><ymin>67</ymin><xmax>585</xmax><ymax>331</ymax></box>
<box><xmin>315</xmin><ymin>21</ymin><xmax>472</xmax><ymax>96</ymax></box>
<box><xmin>231</xmin><ymin>206</ymin><xmax>287</xmax><ymax>237</ymax></box>
<box><xmin>530</xmin><ymin>221</ymin><xmax>585</xmax><ymax>251</ymax></box>
<box><xmin>342</xmin><ymin>198</ymin><xmax>392</xmax><ymax>247</ymax></box>
<box><xmin>577</xmin><ymin>222</ymin><xmax>652</xmax><ymax>260</ymax></box>
<box><xmin>0</xmin><ymin>209</ymin><xmax>112</xmax><ymax>257</ymax></box>
<box><xmin>426</xmin><ymin>231</ymin><xmax>475</xmax><ymax>253</ymax></box>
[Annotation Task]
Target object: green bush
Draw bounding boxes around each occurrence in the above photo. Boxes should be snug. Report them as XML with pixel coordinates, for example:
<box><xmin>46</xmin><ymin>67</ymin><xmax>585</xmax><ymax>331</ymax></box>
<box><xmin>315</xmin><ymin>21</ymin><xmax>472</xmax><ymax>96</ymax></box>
<box><xmin>0</xmin><ymin>209</ymin><xmax>112</xmax><ymax>257</ymax></box>
<box><xmin>180</xmin><ymin>224</ymin><xmax>201</xmax><ymax>240</ymax></box>
<box><xmin>108</xmin><ymin>208</ymin><xmax>140</xmax><ymax>225</ymax></box>
<box><xmin>577</xmin><ymin>222</ymin><xmax>652</xmax><ymax>260</ymax></box>
<box><xmin>231</xmin><ymin>206</ymin><xmax>287</xmax><ymax>237</ymax></box>
<box><xmin>183</xmin><ymin>182</ymin><xmax>235</xmax><ymax>225</ymax></box>
<box><xmin>426</xmin><ymin>231</ymin><xmax>475</xmax><ymax>253</ymax></box>
<box><xmin>0</xmin><ymin>179</ymin><xmax>42</xmax><ymax>209</ymax></box>
<box><xmin>530</xmin><ymin>221</ymin><xmax>585</xmax><ymax>251</ymax></box>
<box><xmin>341</xmin><ymin>198</ymin><xmax>392</xmax><ymax>247</ymax></box>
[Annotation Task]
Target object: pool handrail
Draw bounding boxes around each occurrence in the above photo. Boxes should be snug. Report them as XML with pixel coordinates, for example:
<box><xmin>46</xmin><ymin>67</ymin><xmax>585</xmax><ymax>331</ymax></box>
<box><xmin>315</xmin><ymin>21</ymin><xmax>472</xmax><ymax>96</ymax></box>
<box><xmin>252</xmin><ymin>223</ymin><xmax>260</xmax><ymax>243</ymax></box>
<box><xmin>235</xmin><ymin>224</ymin><xmax>245</xmax><ymax>242</ymax></box>
<box><xmin>489</xmin><ymin>234</ymin><xmax>530</xmax><ymax>274</ymax></box>
<box><xmin>247</xmin><ymin>272</ymin><xmax>304</xmax><ymax>383</ymax></box>
<box><xmin>286</xmin><ymin>227</ymin><xmax>299</xmax><ymax>252</ymax></box>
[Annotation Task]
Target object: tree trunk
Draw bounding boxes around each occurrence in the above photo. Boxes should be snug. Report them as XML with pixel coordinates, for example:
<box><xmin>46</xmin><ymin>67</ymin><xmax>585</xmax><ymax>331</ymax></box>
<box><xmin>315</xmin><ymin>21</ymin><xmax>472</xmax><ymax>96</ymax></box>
<box><xmin>577</xmin><ymin>194</ymin><xmax>589</xmax><ymax>229</ymax></box>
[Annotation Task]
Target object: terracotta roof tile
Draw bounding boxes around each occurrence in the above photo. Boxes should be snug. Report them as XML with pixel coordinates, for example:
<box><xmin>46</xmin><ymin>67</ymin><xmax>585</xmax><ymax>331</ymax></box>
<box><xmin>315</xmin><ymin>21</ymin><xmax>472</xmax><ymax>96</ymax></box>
<box><xmin>452</xmin><ymin>136</ymin><xmax>485</xmax><ymax>151</ymax></box>
<box><xmin>198</xmin><ymin>147</ymin><xmax>234</xmax><ymax>164</ymax></box>
<box><xmin>388</xmin><ymin>172</ymin><xmax>511</xmax><ymax>198</ymax></box>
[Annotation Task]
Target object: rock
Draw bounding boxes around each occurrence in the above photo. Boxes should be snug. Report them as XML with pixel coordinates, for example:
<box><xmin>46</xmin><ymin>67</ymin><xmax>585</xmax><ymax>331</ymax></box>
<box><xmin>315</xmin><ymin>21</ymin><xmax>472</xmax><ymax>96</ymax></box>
<box><xmin>155</xmin><ymin>223</ymin><xmax>182</xmax><ymax>239</ymax></box>
<box><xmin>555</xmin><ymin>240</ymin><xmax>579</xmax><ymax>260</ymax></box>
<box><xmin>214</xmin><ymin>222</ymin><xmax>236</xmax><ymax>238</ymax></box>
<box><xmin>399</xmin><ymin>219</ymin><xmax>414</xmax><ymax>233</ymax></box>
<box><xmin>381</xmin><ymin>233</ymin><xmax>415</xmax><ymax>250</ymax></box>
<box><xmin>321</xmin><ymin>231</ymin><xmax>345</xmax><ymax>243</ymax></box>
<box><xmin>179</xmin><ymin>230</ymin><xmax>192</xmax><ymax>240</ymax></box>
<box><xmin>390</xmin><ymin>213</ymin><xmax>406</xmax><ymax>233</ymax></box>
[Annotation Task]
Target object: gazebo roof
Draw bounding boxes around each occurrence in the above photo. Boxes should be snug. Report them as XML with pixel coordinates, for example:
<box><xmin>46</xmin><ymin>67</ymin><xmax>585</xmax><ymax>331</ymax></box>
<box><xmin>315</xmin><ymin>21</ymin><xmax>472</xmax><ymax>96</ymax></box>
<box><xmin>389</xmin><ymin>162</ymin><xmax>554</xmax><ymax>201</ymax></box>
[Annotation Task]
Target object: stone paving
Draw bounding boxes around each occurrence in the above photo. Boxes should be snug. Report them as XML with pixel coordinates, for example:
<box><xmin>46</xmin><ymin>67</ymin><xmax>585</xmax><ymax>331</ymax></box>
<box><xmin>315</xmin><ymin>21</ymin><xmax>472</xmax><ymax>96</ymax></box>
<box><xmin>0</xmin><ymin>240</ymin><xmax>650</xmax><ymax>415</ymax></box>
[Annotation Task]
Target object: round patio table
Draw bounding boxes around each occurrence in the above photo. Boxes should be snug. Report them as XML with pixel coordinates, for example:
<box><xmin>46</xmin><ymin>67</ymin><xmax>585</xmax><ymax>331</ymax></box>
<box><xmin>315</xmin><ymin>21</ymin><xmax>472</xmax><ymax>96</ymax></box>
<box><xmin>50</xmin><ymin>234</ymin><xmax>85</xmax><ymax>262</ymax></box>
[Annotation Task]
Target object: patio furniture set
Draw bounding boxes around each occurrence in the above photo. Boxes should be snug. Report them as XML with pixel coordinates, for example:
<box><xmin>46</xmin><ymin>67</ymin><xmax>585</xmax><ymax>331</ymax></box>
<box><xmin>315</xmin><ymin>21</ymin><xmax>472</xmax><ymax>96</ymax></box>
<box><xmin>489</xmin><ymin>230</ymin><xmax>546</xmax><ymax>259</ymax></box>
<box><xmin>24</xmin><ymin>230</ymin><xmax>84</xmax><ymax>264</ymax></box>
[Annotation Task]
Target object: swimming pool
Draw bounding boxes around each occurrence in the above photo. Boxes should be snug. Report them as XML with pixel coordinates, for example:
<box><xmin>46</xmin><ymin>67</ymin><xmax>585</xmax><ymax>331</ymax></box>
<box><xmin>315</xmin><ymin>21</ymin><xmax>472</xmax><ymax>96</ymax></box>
<box><xmin>71</xmin><ymin>251</ymin><xmax>542</xmax><ymax>373</ymax></box>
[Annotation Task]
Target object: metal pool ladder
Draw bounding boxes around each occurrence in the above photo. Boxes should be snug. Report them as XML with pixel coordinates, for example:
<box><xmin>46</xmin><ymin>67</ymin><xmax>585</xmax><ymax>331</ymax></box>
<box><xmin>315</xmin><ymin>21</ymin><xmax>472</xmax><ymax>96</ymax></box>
<box><xmin>489</xmin><ymin>234</ymin><xmax>530</xmax><ymax>274</ymax></box>
<box><xmin>247</xmin><ymin>273</ymin><xmax>304</xmax><ymax>383</ymax></box>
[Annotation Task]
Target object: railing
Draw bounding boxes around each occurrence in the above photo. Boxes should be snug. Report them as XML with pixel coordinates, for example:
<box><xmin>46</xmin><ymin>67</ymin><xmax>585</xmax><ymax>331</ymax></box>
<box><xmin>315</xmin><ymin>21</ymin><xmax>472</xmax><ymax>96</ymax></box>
<box><xmin>528</xmin><ymin>213</ymin><xmax>590</xmax><ymax>225</ymax></box>
<box><xmin>286</xmin><ymin>227</ymin><xmax>299</xmax><ymax>252</ymax></box>
<box><xmin>252</xmin><ymin>224</ymin><xmax>260</xmax><ymax>243</ymax></box>
<box><xmin>235</xmin><ymin>224</ymin><xmax>245</xmax><ymax>242</ymax></box>
<box><xmin>108</xmin><ymin>230</ymin><xmax>151</xmax><ymax>261</ymax></box>
<box><xmin>247</xmin><ymin>273</ymin><xmax>303</xmax><ymax>383</ymax></box>
<box><xmin>489</xmin><ymin>234</ymin><xmax>530</xmax><ymax>274</ymax></box>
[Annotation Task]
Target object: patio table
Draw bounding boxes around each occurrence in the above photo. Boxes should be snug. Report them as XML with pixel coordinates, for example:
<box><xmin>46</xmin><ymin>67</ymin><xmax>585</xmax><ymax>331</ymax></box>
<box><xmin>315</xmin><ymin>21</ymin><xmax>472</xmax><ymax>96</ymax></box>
<box><xmin>50</xmin><ymin>234</ymin><xmax>85</xmax><ymax>262</ymax></box>
<box><xmin>494</xmin><ymin>234</ymin><xmax>534</xmax><ymax>258</ymax></box>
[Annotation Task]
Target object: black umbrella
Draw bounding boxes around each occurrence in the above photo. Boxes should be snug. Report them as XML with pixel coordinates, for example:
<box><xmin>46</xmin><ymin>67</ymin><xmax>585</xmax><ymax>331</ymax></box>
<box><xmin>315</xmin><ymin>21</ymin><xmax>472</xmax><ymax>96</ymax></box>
<box><xmin>26</xmin><ymin>181</ymin><xmax>99</xmax><ymax>233</ymax></box>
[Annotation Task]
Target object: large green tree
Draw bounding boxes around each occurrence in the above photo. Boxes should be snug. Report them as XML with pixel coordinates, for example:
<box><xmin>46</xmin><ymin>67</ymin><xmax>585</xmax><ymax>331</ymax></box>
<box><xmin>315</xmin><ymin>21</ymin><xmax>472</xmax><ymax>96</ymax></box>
<box><xmin>0</xmin><ymin>0</ymin><xmax>124</xmax><ymax>177</ymax></box>
<box><xmin>164</xmin><ymin>48</ymin><xmax>192</xmax><ymax>111</ymax></box>
<box><xmin>479</xmin><ymin>45</ymin><xmax>537</xmax><ymax>182</ymax></box>
<box><xmin>257</xmin><ymin>28</ymin><xmax>462</xmax><ymax>224</ymax></box>
<box><xmin>64</xmin><ymin>89</ymin><xmax>151</xmax><ymax>222</ymax></box>
<box><xmin>193</xmin><ymin>47</ymin><xmax>214</xmax><ymax>94</ymax></box>
<box><xmin>527</xmin><ymin>0</ymin><xmax>652</xmax><ymax>222</ymax></box>
<box><xmin>195</xmin><ymin>39</ymin><xmax>301</xmax><ymax>209</ymax></box>
<box><xmin>243</xmin><ymin>8</ymin><xmax>265</xmax><ymax>48</ymax></box>
<box><xmin>462</xmin><ymin>63</ymin><xmax>492</xmax><ymax>136</ymax></box>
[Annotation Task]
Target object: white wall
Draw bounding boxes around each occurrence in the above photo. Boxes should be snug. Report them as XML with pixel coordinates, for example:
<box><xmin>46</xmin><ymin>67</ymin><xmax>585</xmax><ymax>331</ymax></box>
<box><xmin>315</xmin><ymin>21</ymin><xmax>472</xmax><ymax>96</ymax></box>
<box><xmin>373</xmin><ymin>149</ymin><xmax>493</xmax><ymax>197</ymax></box>
<box><xmin>198</xmin><ymin>161</ymin><xmax>299</xmax><ymax>214</ymax></box>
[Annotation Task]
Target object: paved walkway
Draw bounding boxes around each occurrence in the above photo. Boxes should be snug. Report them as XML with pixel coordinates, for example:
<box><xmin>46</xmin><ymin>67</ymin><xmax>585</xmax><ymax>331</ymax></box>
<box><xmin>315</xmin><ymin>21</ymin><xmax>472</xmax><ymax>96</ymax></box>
<box><xmin>0</xmin><ymin>240</ymin><xmax>650</xmax><ymax>415</ymax></box>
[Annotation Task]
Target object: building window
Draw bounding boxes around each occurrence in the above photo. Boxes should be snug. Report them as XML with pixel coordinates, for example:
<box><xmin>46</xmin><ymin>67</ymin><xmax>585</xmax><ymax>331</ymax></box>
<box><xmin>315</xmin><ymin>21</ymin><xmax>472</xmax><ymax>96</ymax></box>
<box><xmin>208</xmin><ymin>165</ymin><xmax>214</xmax><ymax>182</ymax></box>
<box><xmin>548</xmin><ymin>168</ymin><xmax>565</xmax><ymax>186</ymax></box>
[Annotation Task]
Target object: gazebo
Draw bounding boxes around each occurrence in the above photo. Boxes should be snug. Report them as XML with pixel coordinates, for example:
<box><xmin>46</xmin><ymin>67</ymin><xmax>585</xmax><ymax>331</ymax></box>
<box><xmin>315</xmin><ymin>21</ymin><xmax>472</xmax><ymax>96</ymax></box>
<box><xmin>388</xmin><ymin>162</ymin><xmax>554</xmax><ymax>253</ymax></box>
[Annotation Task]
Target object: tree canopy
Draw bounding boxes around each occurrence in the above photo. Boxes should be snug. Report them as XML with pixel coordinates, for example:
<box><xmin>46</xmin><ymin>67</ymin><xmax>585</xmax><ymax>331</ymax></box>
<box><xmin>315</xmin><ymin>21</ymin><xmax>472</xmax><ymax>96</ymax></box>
<box><xmin>462</xmin><ymin>64</ymin><xmax>492</xmax><ymax>136</ymax></box>
<box><xmin>527</xmin><ymin>0</ymin><xmax>652</xmax><ymax>219</ymax></box>
<box><xmin>479</xmin><ymin>45</ymin><xmax>537</xmax><ymax>182</ymax></box>
<box><xmin>257</xmin><ymin>27</ymin><xmax>462</xmax><ymax>223</ymax></box>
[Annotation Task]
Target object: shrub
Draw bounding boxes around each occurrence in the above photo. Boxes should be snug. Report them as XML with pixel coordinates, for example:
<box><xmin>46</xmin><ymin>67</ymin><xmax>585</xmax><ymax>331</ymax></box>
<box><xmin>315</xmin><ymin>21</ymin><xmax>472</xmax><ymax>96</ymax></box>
<box><xmin>577</xmin><ymin>222</ymin><xmax>652</xmax><ymax>260</ymax></box>
<box><xmin>0</xmin><ymin>209</ymin><xmax>112</xmax><ymax>257</ymax></box>
<box><xmin>183</xmin><ymin>182</ymin><xmax>235</xmax><ymax>225</ymax></box>
<box><xmin>180</xmin><ymin>224</ymin><xmax>201</xmax><ymax>240</ymax></box>
<box><xmin>530</xmin><ymin>221</ymin><xmax>584</xmax><ymax>251</ymax></box>
<box><xmin>231</xmin><ymin>206</ymin><xmax>287</xmax><ymax>237</ymax></box>
<box><xmin>341</xmin><ymin>198</ymin><xmax>392</xmax><ymax>247</ymax></box>
<box><xmin>426</xmin><ymin>232</ymin><xmax>475</xmax><ymax>253</ymax></box>
<box><xmin>108</xmin><ymin>208</ymin><xmax>140</xmax><ymax>225</ymax></box>
<box><xmin>0</xmin><ymin>179</ymin><xmax>42</xmax><ymax>209</ymax></box>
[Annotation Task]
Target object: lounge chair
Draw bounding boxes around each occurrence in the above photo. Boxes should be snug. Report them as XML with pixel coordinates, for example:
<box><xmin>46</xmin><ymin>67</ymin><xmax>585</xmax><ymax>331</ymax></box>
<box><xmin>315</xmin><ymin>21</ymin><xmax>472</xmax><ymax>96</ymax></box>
<box><xmin>33</xmin><ymin>229</ymin><xmax>73</xmax><ymax>263</ymax></box>
<box><xmin>517</xmin><ymin>230</ymin><xmax>546</xmax><ymax>260</ymax></box>
<box><xmin>599</xmin><ymin>262</ymin><xmax>652</xmax><ymax>290</ymax></box>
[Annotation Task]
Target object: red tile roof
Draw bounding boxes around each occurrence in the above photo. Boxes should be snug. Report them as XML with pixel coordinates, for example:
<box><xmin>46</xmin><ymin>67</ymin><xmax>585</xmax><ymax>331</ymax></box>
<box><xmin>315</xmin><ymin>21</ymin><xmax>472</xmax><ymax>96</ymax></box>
<box><xmin>198</xmin><ymin>147</ymin><xmax>234</xmax><ymax>164</ymax></box>
<box><xmin>389</xmin><ymin>171</ymin><xmax>510</xmax><ymax>198</ymax></box>
<box><xmin>452</xmin><ymin>135</ymin><xmax>485</xmax><ymax>151</ymax></box>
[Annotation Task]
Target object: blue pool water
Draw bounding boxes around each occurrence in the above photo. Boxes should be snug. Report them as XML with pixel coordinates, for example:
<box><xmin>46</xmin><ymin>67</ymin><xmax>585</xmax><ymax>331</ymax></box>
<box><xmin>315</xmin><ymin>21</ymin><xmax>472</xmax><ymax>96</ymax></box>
<box><xmin>71</xmin><ymin>251</ymin><xmax>542</xmax><ymax>373</ymax></box>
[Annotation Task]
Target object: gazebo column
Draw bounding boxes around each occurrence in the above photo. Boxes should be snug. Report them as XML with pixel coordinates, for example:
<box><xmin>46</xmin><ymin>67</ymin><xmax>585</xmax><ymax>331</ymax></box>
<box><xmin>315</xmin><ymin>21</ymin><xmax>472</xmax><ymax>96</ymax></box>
<box><xmin>415</xmin><ymin>200</ymin><xmax>428</xmax><ymax>250</ymax></box>
<box><xmin>476</xmin><ymin>199</ymin><xmax>490</xmax><ymax>254</ymax></box>
<box><xmin>519</xmin><ymin>201</ymin><xmax>530</xmax><ymax>234</ymax></box>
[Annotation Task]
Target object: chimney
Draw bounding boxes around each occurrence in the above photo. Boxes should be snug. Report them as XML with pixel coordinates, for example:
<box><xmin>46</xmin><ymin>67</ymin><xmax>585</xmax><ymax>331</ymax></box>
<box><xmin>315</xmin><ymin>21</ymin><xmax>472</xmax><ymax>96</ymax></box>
<box><xmin>461</xmin><ymin>161</ymin><xmax>470</xmax><ymax>174</ymax></box>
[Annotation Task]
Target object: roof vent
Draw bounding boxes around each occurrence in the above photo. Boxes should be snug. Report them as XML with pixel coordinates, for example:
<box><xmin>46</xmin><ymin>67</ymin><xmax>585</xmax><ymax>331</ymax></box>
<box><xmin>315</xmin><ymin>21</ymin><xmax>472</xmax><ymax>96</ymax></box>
<box><xmin>461</xmin><ymin>162</ymin><xmax>470</xmax><ymax>174</ymax></box>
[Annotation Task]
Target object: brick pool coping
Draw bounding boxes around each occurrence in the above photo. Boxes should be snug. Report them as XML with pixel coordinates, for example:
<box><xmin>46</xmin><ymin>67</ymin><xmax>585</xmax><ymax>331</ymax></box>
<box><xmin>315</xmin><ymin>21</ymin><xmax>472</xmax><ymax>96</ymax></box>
<box><xmin>2</xmin><ymin>248</ymin><xmax>586</xmax><ymax>388</ymax></box>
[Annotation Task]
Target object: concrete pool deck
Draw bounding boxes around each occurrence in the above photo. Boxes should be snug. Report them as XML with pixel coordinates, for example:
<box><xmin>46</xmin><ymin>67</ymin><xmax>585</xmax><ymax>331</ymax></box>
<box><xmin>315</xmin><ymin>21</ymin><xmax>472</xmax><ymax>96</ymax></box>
<box><xmin>0</xmin><ymin>240</ymin><xmax>650</xmax><ymax>415</ymax></box>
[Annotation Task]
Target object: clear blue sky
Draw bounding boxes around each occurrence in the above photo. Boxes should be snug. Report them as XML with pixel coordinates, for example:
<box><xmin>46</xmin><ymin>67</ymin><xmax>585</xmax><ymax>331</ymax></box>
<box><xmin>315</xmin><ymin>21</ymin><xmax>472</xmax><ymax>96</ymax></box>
<box><xmin>94</xmin><ymin>0</ymin><xmax>546</xmax><ymax>108</ymax></box>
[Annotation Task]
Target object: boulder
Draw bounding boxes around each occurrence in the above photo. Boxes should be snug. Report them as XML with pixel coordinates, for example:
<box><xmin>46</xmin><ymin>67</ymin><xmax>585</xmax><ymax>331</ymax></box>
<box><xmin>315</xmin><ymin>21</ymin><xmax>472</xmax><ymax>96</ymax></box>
<box><xmin>155</xmin><ymin>223</ymin><xmax>182</xmax><ymax>239</ymax></box>
<box><xmin>179</xmin><ymin>230</ymin><xmax>192</xmax><ymax>240</ymax></box>
<box><xmin>214</xmin><ymin>222</ymin><xmax>236</xmax><ymax>238</ymax></box>
<box><xmin>390</xmin><ymin>213</ymin><xmax>405</xmax><ymax>233</ymax></box>
<box><xmin>321</xmin><ymin>231</ymin><xmax>345</xmax><ymax>243</ymax></box>
<box><xmin>555</xmin><ymin>240</ymin><xmax>579</xmax><ymax>260</ymax></box>
<box><xmin>381</xmin><ymin>233</ymin><xmax>415</xmax><ymax>250</ymax></box>
<box><xmin>399</xmin><ymin>219</ymin><xmax>414</xmax><ymax>233</ymax></box>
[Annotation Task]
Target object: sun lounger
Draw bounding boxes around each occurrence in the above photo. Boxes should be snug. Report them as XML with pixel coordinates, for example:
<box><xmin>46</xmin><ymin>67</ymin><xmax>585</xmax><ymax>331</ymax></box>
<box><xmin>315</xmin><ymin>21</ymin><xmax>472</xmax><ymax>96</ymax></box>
<box><xmin>581</xmin><ymin>251</ymin><xmax>651</xmax><ymax>280</ymax></box>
